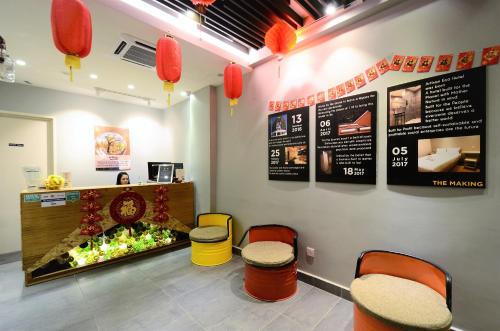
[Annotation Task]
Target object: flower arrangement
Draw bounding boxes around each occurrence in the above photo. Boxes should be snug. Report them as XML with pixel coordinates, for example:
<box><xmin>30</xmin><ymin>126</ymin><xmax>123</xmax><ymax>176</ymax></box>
<box><xmin>44</xmin><ymin>174</ymin><xmax>65</xmax><ymax>190</ymax></box>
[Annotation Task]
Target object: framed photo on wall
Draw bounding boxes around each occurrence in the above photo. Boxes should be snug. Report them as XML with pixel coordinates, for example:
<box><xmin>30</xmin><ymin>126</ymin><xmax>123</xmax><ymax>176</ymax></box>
<box><xmin>157</xmin><ymin>164</ymin><xmax>174</xmax><ymax>183</ymax></box>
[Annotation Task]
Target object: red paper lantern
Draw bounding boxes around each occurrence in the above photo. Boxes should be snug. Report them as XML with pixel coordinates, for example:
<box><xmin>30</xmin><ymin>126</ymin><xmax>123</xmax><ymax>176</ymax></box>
<box><xmin>224</xmin><ymin>62</ymin><xmax>243</xmax><ymax>116</ymax></box>
<box><xmin>51</xmin><ymin>0</ymin><xmax>92</xmax><ymax>82</ymax></box>
<box><xmin>265</xmin><ymin>21</ymin><xmax>296</xmax><ymax>56</ymax></box>
<box><xmin>156</xmin><ymin>35</ymin><xmax>182</xmax><ymax>107</ymax></box>
<box><xmin>191</xmin><ymin>0</ymin><xmax>216</xmax><ymax>14</ymax></box>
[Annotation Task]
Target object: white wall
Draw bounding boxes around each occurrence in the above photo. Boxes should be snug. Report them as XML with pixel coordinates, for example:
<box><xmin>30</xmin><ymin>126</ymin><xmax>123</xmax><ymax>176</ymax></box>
<box><xmin>215</xmin><ymin>1</ymin><xmax>500</xmax><ymax>330</ymax></box>
<box><xmin>166</xmin><ymin>87</ymin><xmax>212</xmax><ymax>214</ymax></box>
<box><xmin>0</xmin><ymin>82</ymin><xmax>168</xmax><ymax>186</ymax></box>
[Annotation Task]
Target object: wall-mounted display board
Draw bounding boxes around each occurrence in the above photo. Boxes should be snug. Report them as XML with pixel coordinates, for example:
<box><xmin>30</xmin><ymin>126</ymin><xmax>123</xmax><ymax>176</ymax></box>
<box><xmin>387</xmin><ymin>67</ymin><xmax>486</xmax><ymax>188</ymax></box>
<box><xmin>268</xmin><ymin>107</ymin><xmax>309</xmax><ymax>181</ymax></box>
<box><xmin>316</xmin><ymin>92</ymin><xmax>377</xmax><ymax>184</ymax></box>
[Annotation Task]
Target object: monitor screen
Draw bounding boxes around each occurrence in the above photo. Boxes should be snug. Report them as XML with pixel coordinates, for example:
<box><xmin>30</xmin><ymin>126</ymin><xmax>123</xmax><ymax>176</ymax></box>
<box><xmin>147</xmin><ymin>162</ymin><xmax>171</xmax><ymax>182</ymax></box>
<box><xmin>147</xmin><ymin>162</ymin><xmax>184</xmax><ymax>181</ymax></box>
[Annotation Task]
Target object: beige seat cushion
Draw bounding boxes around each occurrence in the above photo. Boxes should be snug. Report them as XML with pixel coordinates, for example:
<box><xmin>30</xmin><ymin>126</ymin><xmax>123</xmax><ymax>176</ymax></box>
<box><xmin>242</xmin><ymin>241</ymin><xmax>294</xmax><ymax>267</ymax></box>
<box><xmin>189</xmin><ymin>226</ymin><xmax>228</xmax><ymax>243</ymax></box>
<box><xmin>351</xmin><ymin>274</ymin><xmax>452</xmax><ymax>331</ymax></box>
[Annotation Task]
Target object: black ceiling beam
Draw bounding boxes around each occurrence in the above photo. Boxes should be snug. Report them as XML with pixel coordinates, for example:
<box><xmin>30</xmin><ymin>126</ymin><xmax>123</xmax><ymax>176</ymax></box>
<box><xmin>219</xmin><ymin>4</ymin><xmax>267</xmax><ymax>38</ymax></box>
<box><xmin>173</xmin><ymin>0</ymin><xmax>264</xmax><ymax>49</ymax></box>
<box><xmin>296</xmin><ymin>0</ymin><xmax>322</xmax><ymax>19</ymax></box>
<box><xmin>231</xmin><ymin>1</ymin><xmax>274</xmax><ymax>31</ymax></box>
<box><xmin>258</xmin><ymin>0</ymin><xmax>304</xmax><ymax>28</ymax></box>
<box><xmin>203</xmin><ymin>19</ymin><xmax>262</xmax><ymax>49</ymax></box>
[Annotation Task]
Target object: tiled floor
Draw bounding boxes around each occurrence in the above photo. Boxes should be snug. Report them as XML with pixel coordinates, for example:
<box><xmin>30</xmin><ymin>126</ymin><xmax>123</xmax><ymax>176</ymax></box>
<box><xmin>0</xmin><ymin>248</ymin><xmax>353</xmax><ymax>331</ymax></box>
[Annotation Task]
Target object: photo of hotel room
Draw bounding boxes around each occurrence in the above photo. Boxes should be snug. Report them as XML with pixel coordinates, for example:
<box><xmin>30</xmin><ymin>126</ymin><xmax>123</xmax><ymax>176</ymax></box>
<box><xmin>337</xmin><ymin>111</ymin><xmax>372</xmax><ymax>136</ymax></box>
<box><xmin>418</xmin><ymin>135</ymin><xmax>481</xmax><ymax>172</ymax></box>
<box><xmin>285</xmin><ymin>145</ymin><xmax>307</xmax><ymax>165</ymax></box>
<box><xmin>390</xmin><ymin>85</ymin><xmax>421</xmax><ymax>126</ymax></box>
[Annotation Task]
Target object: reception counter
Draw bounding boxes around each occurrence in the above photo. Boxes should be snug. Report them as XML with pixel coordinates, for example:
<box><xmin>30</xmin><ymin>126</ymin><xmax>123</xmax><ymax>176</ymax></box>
<box><xmin>20</xmin><ymin>182</ymin><xmax>194</xmax><ymax>285</ymax></box>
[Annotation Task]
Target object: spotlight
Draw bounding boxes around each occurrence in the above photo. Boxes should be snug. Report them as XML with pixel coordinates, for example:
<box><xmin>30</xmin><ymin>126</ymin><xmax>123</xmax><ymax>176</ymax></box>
<box><xmin>15</xmin><ymin>59</ymin><xmax>27</xmax><ymax>66</ymax></box>
<box><xmin>325</xmin><ymin>4</ymin><xmax>337</xmax><ymax>15</ymax></box>
<box><xmin>127</xmin><ymin>84</ymin><xmax>135</xmax><ymax>90</ymax></box>
<box><xmin>89</xmin><ymin>73</ymin><xmax>98</xmax><ymax>79</ymax></box>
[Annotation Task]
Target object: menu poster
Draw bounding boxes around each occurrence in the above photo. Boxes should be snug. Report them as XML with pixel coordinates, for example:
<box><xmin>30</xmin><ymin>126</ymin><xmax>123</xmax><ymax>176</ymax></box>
<box><xmin>268</xmin><ymin>107</ymin><xmax>309</xmax><ymax>181</ymax></box>
<box><xmin>387</xmin><ymin>67</ymin><xmax>486</xmax><ymax>188</ymax></box>
<box><xmin>316</xmin><ymin>92</ymin><xmax>377</xmax><ymax>184</ymax></box>
<box><xmin>95</xmin><ymin>126</ymin><xmax>131</xmax><ymax>171</ymax></box>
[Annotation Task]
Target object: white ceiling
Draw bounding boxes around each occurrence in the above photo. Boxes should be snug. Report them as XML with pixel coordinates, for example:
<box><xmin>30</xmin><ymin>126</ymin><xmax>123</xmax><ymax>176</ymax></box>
<box><xmin>0</xmin><ymin>0</ymin><xmax>238</xmax><ymax>108</ymax></box>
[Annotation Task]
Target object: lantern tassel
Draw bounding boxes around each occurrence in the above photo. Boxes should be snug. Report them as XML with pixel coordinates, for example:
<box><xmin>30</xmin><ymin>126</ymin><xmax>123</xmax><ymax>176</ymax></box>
<box><xmin>164</xmin><ymin>81</ymin><xmax>174</xmax><ymax>109</ymax></box>
<box><xmin>229</xmin><ymin>99</ymin><xmax>238</xmax><ymax>117</ymax></box>
<box><xmin>65</xmin><ymin>55</ymin><xmax>81</xmax><ymax>82</ymax></box>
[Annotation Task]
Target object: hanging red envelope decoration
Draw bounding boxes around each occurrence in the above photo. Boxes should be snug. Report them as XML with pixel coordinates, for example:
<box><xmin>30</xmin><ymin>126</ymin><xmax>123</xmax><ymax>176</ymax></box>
<box><xmin>282</xmin><ymin>101</ymin><xmax>289</xmax><ymax>111</ymax></box>
<box><xmin>456</xmin><ymin>51</ymin><xmax>475</xmax><ymax>70</ymax></box>
<box><xmin>376</xmin><ymin>58</ymin><xmax>390</xmax><ymax>75</ymax></box>
<box><xmin>298</xmin><ymin>98</ymin><xmax>305</xmax><ymax>107</ymax></box>
<box><xmin>417</xmin><ymin>56</ymin><xmax>434</xmax><ymax>72</ymax></box>
<box><xmin>328</xmin><ymin>87</ymin><xmax>337</xmax><ymax>100</ymax></box>
<box><xmin>275</xmin><ymin>101</ymin><xmax>282</xmax><ymax>112</ymax></box>
<box><xmin>435</xmin><ymin>54</ymin><xmax>453</xmax><ymax>72</ymax></box>
<box><xmin>481</xmin><ymin>46</ymin><xmax>500</xmax><ymax>66</ymax></box>
<box><xmin>365</xmin><ymin>66</ymin><xmax>378</xmax><ymax>81</ymax></box>
<box><xmin>316</xmin><ymin>91</ymin><xmax>325</xmax><ymax>103</ymax></box>
<box><xmin>402</xmin><ymin>56</ymin><xmax>418</xmax><ymax>72</ymax></box>
<box><xmin>390</xmin><ymin>55</ymin><xmax>405</xmax><ymax>71</ymax></box>
<box><xmin>354</xmin><ymin>73</ymin><xmax>366</xmax><ymax>88</ymax></box>
<box><xmin>268</xmin><ymin>101</ymin><xmax>275</xmax><ymax>112</ymax></box>
<box><xmin>345</xmin><ymin>79</ymin><xmax>356</xmax><ymax>93</ymax></box>
<box><xmin>290</xmin><ymin>99</ymin><xmax>297</xmax><ymax>109</ymax></box>
<box><xmin>307</xmin><ymin>94</ymin><xmax>315</xmax><ymax>106</ymax></box>
<box><xmin>336</xmin><ymin>84</ymin><xmax>346</xmax><ymax>98</ymax></box>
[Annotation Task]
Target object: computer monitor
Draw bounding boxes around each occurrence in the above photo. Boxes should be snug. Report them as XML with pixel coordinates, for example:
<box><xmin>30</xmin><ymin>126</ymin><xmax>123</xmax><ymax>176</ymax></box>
<box><xmin>147</xmin><ymin>162</ymin><xmax>184</xmax><ymax>182</ymax></box>
<box><xmin>147</xmin><ymin>162</ymin><xmax>171</xmax><ymax>182</ymax></box>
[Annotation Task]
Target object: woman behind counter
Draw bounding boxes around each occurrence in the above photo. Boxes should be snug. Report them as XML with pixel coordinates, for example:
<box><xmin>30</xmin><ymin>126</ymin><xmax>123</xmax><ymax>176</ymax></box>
<box><xmin>116</xmin><ymin>172</ymin><xmax>130</xmax><ymax>185</ymax></box>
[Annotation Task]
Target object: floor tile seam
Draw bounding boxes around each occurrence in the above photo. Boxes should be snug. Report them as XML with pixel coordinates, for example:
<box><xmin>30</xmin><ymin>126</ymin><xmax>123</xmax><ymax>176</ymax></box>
<box><xmin>155</xmin><ymin>275</ymin><xmax>220</xmax><ymax>299</ymax></box>
<box><xmin>258</xmin><ymin>311</ymin><xmax>286</xmax><ymax>331</ymax></box>
<box><xmin>174</xmin><ymin>296</ymin><xmax>211</xmax><ymax>331</ymax></box>
<box><xmin>309</xmin><ymin>296</ymin><xmax>343</xmax><ymax>331</ymax></box>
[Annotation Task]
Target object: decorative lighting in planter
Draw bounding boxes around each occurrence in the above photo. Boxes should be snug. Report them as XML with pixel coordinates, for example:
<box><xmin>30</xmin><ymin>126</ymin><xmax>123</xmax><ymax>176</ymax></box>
<box><xmin>191</xmin><ymin>0</ymin><xmax>216</xmax><ymax>14</ymax></box>
<box><xmin>224</xmin><ymin>62</ymin><xmax>243</xmax><ymax>117</ymax></box>
<box><xmin>51</xmin><ymin>0</ymin><xmax>92</xmax><ymax>82</ymax></box>
<box><xmin>265</xmin><ymin>21</ymin><xmax>297</xmax><ymax>57</ymax></box>
<box><xmin>156</xmin><ymin>35</ymin><xmax>182</xmax><ymax>108</ymax></box>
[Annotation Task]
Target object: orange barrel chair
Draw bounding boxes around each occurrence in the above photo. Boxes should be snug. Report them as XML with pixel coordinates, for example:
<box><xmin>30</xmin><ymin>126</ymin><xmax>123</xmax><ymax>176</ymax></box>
<box><xmin>238</xmin><ymin>224</ymin><xmax>298</xmax><ymax>301</ymax></box>
<box><xmin>351</xmin><ymin>250</ymin><xmax>452</xmax><ymax>331</ymax></box>
<box><xmin>189</xmin><ymin>213</ymin><xmax>232</xmax><ymax>266</ymax></box>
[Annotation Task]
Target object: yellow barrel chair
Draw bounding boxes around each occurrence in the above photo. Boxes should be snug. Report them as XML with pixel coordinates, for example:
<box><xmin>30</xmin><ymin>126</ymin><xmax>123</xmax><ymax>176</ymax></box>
<box><xmin>189</xmin><ymin>213</ymin><xmax>233</xmax><ymax>266</ymax></box>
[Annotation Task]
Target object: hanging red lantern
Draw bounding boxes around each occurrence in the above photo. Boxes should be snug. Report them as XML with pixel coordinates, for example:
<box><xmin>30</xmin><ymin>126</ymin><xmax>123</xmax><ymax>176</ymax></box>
<box><xmin>156</xmin><ymin>35</ymin><xmax>182</xmax><ymax>108</ymax></box>
<box><xmin>51</xmin><ymin>0</ymin><xmax>92</xmax><ymax>82</ymax></box>
<box><xmin>265</xmin><ymin>21</ymin><xmax>297</xmax><ymax>56</ymax></box>
<box><xmin>224</xmin><ymin>62</ymin><xmax>243</xmax><ymax>117</ymax></box>
<box><xmin>191</xmin><ymin>0</ymin><xmax>216</xmax><ymax>14</ymax></box>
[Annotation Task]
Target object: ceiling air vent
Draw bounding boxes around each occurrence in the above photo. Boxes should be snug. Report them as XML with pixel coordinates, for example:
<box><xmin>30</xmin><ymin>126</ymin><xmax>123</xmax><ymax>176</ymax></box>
<box><xmin>113</xmin><ymin>34</ymin><xmax>156</xmax><ymax>69</ymax></box>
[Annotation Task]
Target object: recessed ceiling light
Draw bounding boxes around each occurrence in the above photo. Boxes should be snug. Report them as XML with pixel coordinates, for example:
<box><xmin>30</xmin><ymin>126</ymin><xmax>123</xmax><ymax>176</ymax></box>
<box><xmin>325</xmin><ymin>4</ymin><xmax>337</xmax><ymax>15</ymax></box>
<box><xmin>89</xmin><ymin>73</ymin><xmax>98</xmax><ymax>79</ymax></box>
<box><xmin>180</xmin><ymin>91</ymin><xmax>191</xmax><ymax>97</ymax></box>
<box><xmin>127</xmin><ymin>84</ymin><xmax>135</xmax><ymax>90</ymax></box>
<box><xmin>15</xmin><ymin>59</ymin><xmax>27</xmax><ymax>66</ymax></box>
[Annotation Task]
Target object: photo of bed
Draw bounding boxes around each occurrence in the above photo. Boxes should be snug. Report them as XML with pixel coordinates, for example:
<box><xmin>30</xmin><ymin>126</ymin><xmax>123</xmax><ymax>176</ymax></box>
<box><xmin>338</xmin><ymin>111</ymin><xmax>371</xmax><ymax>136</ymax></box>
<box><xmin>389</xmin><ymin>85</ymin><xmax>421</xmax><ymax>126</ymax></box>
<box><xmin>417</xmin><ymin>135</ymin><xmax>481</xmax><ymax>173</ymax></box>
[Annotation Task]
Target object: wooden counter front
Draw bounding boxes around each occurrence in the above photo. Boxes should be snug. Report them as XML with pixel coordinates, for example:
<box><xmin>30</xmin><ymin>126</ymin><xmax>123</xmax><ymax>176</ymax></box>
<box><xmin>20</xmin><ymin>182</ymin><xmax>194</xmax><ymax>285</ymax></box>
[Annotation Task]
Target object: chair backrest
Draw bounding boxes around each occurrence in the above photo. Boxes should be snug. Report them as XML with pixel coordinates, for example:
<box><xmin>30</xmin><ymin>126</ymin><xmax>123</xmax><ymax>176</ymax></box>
<box><xmin>355</xmin><ymin>250</ymin><xmax>452</xmax><ymax>311</ymax></box>
<box><xmin>197</xmin><ymin>213</ymin><xmax>232</xmax><ymax>233</ymax></box>
<box><xmin>247</xmin><ymin>224</ymin><xmax>298</xmax><ymax>260</ymax></box>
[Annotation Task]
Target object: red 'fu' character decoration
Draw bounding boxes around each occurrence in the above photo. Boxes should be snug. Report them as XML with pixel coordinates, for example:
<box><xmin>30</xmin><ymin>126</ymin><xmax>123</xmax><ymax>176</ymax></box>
<box><xmin>192</xmin><ymin>0</ymin><xmax>216</xmax><ymax>14</ymax></box>
<box><xmin>51</xmin><ymin>0</ymin><xmax>92</xmax><ymax>82</ymax></box>
<box><xmin>224</xmin><ymin>62</ymin><xmax>243</xmax><ymax>117</ymax></box>
<box><xmin>265</xmin><ymin>21</ymin><xmax>297</xmax><ymax>56</ymax></box>
<box><xmin>156</xmin><ymin>35</ymin><xmax>182</xmax><ymax>108</ymax></box>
